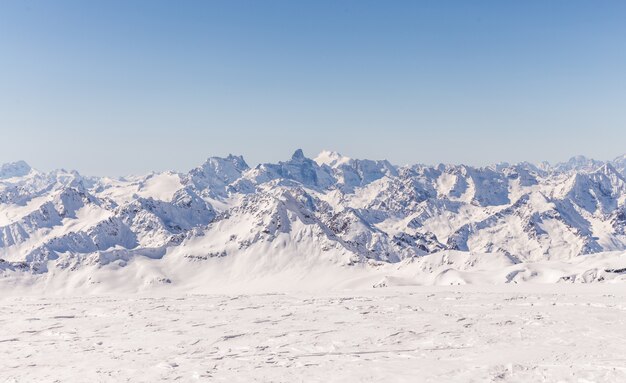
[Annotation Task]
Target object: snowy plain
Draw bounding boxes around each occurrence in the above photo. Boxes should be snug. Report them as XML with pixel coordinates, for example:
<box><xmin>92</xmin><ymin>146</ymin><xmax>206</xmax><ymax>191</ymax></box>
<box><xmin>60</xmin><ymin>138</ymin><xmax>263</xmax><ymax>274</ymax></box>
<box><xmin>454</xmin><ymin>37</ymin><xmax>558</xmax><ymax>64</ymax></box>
<box><xmin>2</xmin><ymin>285</ymin><xmax>626</xmax><ymax>382</ymax></box>
<box><xmin>2</xmin><ymin>249</ymin><xmax>626</xmax><ymax>382</ymax></box>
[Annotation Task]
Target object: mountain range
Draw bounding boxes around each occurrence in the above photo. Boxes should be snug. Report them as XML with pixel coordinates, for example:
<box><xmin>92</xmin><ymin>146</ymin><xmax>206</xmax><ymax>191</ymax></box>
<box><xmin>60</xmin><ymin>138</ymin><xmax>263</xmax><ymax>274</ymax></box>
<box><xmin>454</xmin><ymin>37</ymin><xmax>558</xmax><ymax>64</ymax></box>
<box><xmin>2</xmin><ymin>150</ymin><xmax>626</xmax><ymax>289</ymax></box>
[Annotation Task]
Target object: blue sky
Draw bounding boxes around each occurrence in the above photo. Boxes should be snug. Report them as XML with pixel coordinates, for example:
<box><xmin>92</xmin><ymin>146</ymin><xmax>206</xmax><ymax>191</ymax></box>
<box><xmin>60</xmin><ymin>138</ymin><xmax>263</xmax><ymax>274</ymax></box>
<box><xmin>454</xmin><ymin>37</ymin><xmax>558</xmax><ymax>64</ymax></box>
<box><xmin>1</xmin><ymin>0</ymin><xmax>625</xmax><ymax>175</ymax></box>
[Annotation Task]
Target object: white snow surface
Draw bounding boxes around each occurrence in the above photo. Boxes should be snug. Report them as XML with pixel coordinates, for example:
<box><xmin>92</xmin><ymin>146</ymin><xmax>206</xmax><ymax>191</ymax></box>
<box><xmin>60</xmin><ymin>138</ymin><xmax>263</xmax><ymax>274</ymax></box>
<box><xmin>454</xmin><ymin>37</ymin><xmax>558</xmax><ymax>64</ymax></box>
<box><xmin>2</xmin><ymin>285</ymin><xmax>626</xmax><ymax>382</ymax></box>
<box><xmin>2</xmin><ymin>151</ymin><xmax>626</xmax><ymax>381</ymax></box>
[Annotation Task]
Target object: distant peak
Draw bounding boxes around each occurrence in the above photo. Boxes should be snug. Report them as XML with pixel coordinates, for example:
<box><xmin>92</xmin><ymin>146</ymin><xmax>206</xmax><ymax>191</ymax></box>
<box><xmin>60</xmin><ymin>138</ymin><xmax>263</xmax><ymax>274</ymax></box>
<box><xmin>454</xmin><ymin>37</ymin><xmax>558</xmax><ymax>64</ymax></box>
<box><xmin>595</xmin><ymin>162</ymin><xmax>621</xmax><ymax>177</ymax></box>
<box><xmin>225</xmin><ymin>154</ymin><xmax>249</xmax><ymax>168</ymax></box>
<box><xmin>613</xmin><ymin>153</ymin><xmax>626</xmax><ymax>162</ymax></box>
<box><xmin>314</xmin><ymin>150</ymin><xmax>351</xmax><ymax>167</ymax></box>
<box><xmin>199</xmin><ymin>154</ymin><xmax>250</xmax><ymax>173</ymax></box>
<box><xmin>2</xmin><ymin>160</ymin><xmax>30</xmax><ymax>168</ymax></box>
<box><xmin>291</xmin><ymin>149</ymin><xmax>306</xmax><ymax>160</ymax></box>
<box><xmin>569</xmin><ymin>154</ymin><xmax>589</xmax><ymax>161</ymax></box>
<box><xmin>0</xmin><ymin>160</ymin><xmax>32</xmax><ymax>179</ymax></box>
<box><xmin>554</xmin><ymin>154</ymin><xmax>604</xmax><ymax>173</ymax></box>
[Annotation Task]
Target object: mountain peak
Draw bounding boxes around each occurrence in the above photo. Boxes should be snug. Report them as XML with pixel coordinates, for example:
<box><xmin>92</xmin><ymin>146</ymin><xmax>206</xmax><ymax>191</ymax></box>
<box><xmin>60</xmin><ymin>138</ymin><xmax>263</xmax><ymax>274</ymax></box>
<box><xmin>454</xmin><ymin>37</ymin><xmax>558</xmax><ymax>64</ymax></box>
<box><xmin>185</xmin><ymin>154</ymin><xmax>250</xmax><ymax>196</ymax></box>
<box><xmin>314</xmin><ymin>150</ymin><xmax>351</xmax><ymax>167</ymax></box>
<box><xmin>201</xmin><ymin>154</ymin><xmax>249</xmax><ymax>170</ymax></box>
<box><xmin>0</xmin><ymin>160</ymin><xmax>32</xmax><ymax>179</ymax></box>
<box><xmin>612</xmin><ymin>153</ymin><xmax>626</xmax><ymax>161</ymax></box>
<box><xmin>291</xmin><ymin>149</ymin><xmax>306</xmax><ymax>161</ymax></box>
<box><xmin>594</xmin><ymin>162</ymin><xmax>624</xmax><ymax>180</ymax></box>
<box><xmin>554</xmin><ymin>155</ymin><xmax>604</xmax><ymax>173</ymax></box>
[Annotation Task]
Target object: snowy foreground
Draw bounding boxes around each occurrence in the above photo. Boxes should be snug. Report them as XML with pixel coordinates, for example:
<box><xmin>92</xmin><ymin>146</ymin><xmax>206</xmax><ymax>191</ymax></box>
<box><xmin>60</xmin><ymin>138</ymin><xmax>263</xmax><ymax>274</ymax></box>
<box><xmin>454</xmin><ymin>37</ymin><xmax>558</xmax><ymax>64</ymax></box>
<box><xmin>2</xmin><ymin>285</ymin><xmax>626</xmax><ymax>382</ymax></box>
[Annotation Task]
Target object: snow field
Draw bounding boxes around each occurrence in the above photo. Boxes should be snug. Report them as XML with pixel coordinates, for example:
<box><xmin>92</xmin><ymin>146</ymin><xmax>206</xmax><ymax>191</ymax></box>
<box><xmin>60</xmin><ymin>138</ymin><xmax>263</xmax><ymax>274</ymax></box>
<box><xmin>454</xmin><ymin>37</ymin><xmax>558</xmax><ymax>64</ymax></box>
<box><xmin>1</xmin><ymin>285</ymin><xmax>625</xmax><ymax>382</ymax></box>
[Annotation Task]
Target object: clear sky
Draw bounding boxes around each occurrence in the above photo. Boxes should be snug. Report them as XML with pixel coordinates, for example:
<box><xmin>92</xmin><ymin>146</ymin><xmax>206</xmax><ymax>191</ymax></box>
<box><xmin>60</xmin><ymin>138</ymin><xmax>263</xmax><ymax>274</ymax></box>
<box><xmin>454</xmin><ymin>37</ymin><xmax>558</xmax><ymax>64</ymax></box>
<box><xmin>1</xmin><ymin>0</ymin><xmax>625</xmax><ymax>175</ymax></box>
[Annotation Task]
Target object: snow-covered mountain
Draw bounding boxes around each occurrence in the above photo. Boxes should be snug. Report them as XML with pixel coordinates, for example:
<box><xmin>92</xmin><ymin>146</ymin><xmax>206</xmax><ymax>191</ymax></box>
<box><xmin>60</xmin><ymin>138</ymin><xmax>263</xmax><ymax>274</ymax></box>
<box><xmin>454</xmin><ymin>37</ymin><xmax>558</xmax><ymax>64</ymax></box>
<box><xmin>2</xmin><ymin>150</ymin><xmax>626</xmax><ymax>288</ymax></box>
